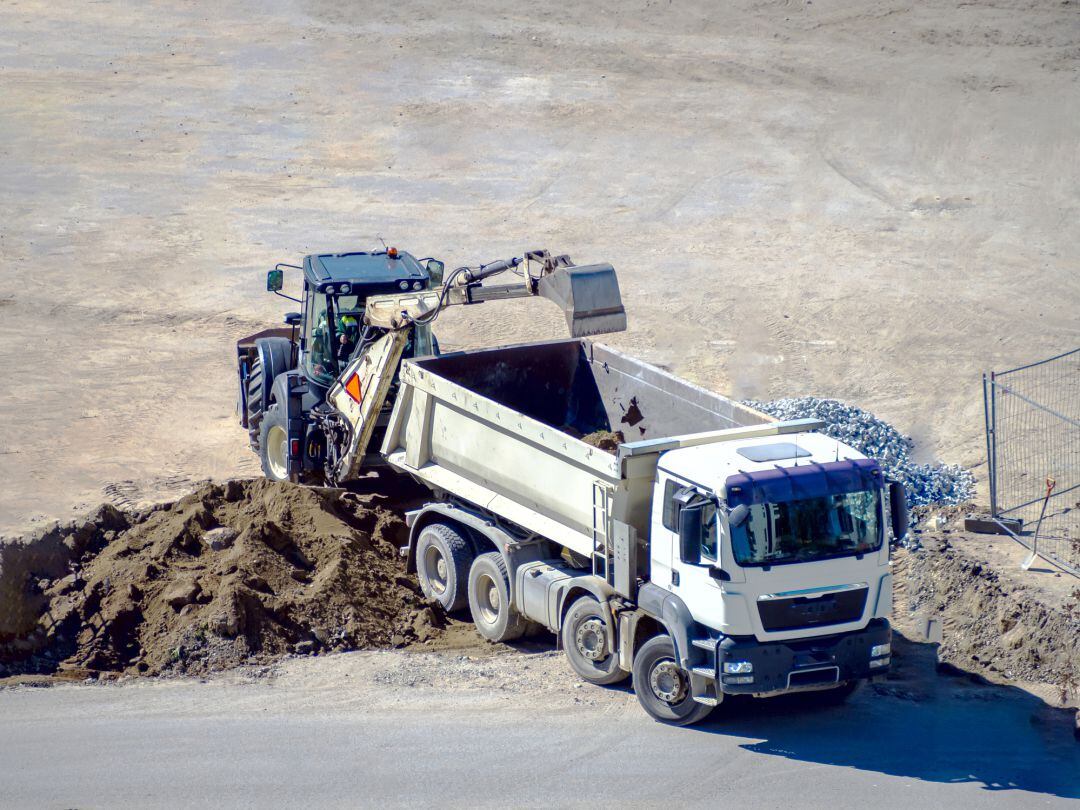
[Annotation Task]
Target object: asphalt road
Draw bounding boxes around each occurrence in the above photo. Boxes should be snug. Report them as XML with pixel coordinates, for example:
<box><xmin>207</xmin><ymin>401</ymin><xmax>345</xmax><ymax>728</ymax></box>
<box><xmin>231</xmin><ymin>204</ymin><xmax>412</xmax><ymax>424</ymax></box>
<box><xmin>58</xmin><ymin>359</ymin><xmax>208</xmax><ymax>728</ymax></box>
<box><xmin>2</xmin><ymin>649</ymin><xmax>1078</xmax><ymax>809</ymax></box>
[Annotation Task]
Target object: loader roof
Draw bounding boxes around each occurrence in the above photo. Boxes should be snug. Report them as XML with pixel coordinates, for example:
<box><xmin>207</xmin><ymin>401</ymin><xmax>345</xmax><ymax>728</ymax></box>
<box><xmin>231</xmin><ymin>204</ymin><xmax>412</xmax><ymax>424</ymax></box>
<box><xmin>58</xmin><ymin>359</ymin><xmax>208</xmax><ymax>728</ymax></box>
<box><xmin>303</xmin><ymin>250</ymin><xmax>428</xmax><ymax>291</ymax></box>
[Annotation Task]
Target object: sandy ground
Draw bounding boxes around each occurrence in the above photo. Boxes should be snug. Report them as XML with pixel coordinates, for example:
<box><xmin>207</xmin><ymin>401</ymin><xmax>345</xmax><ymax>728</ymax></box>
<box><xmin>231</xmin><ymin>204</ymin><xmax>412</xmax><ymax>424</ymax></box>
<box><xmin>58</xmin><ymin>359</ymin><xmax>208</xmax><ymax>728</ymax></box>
<box><xmin>1</xmin><ymin>0</ymin><xmax>1079</xmax><ymax>533</ymax></box>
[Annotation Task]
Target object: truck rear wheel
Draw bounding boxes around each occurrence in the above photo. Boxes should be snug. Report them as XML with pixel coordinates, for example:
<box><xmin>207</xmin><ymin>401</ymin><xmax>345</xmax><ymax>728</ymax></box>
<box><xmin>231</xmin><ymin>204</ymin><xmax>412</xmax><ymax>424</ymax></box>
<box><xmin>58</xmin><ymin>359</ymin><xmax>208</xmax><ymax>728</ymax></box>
<box><xmin>561</xmin><ymin>596</ymin><xmax>628</xmax><ymax>685</ymax></box>
<box><xmin>632</xmin><ymin>634</ymin><xmax>714</xmax><ymax>726</ymax></box>
<box><xmin>468</xmin><ymin>552</ymin><xmax>527</xmax><ymax>643</ymax></box>
<box><xmin>416</xmin><ymin>523</ymin><xmax>474</xmax><ymax>612</ymax></box>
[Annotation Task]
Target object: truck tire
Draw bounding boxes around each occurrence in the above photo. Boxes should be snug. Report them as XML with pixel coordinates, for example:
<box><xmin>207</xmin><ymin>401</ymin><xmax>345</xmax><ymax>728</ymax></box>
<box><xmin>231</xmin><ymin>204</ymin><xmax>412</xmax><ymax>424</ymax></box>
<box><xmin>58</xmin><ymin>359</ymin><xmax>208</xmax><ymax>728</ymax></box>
<box><xmin>416</xmin><ymin>523</ymin><xmax>474</xmax><ymax>612</ymax></box>
<box><xmin>632</xmin><ymin>634</ymin><xmax>715</xmax><ymax>726</ymax></box>
<box><xmin>259</xmin><ymin>404</ymin><xmax>290</xmax><ymax>482</ymax></box>
<box><xmin>561</xmin><ymin>596</ymin><xmax>628</xmax><ymax>686</ymax></box>
<box><xmin>468</xmin><ymin>552</ymin><xmax>527</xmax><ymax>643</ymax></box>
<box><xmin>246</xmin><ymin>355</ymin><xmax>266</xmax><ymax>451</ymax></box>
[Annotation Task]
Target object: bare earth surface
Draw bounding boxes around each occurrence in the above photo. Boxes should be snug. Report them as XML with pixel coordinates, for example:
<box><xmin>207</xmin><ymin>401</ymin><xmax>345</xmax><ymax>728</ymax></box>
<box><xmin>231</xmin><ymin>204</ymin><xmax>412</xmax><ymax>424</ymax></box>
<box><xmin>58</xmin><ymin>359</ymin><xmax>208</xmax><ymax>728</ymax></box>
<box><xmin>2</xmin><ymin>0</ymin><xmax>1079</xmax><ymax>533</ymax></box>
<box><xmin>2</xmin><ymin>3</ymin><xmax>1080</xmax><ymax>805</ymax></box>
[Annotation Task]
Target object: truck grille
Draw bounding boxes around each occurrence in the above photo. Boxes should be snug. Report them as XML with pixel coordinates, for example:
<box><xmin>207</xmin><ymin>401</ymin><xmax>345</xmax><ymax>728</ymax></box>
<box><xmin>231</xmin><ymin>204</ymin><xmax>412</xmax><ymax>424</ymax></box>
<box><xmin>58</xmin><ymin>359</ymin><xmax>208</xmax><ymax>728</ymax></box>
<box><xmin>758</xmin><ymin>587</ymin><xmax>868</xmax><ymax>632</ymax></box>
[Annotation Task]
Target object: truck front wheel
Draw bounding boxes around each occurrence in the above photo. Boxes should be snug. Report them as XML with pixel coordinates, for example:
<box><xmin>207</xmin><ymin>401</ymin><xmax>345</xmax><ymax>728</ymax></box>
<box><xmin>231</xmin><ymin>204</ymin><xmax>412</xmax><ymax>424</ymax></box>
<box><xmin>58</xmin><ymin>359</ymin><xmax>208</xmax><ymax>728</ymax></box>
<box><xmin>468</xmin><ymin>552</ymin><xmax>527</xmax><ymax>643</ymax></box>
<box><xmin>416</xmin><ymin>523</ymin><xmax>474</xmax><ymax>612</ymax></box>
<box><xmin>561</xmin><ymin>596</ymin><xmax>628</xmax><ymax>685</ymax></box>
<box><xmin>632</xmin><ymin>634</ymin><xmax>714</xmax><ymax>726</ymax></box>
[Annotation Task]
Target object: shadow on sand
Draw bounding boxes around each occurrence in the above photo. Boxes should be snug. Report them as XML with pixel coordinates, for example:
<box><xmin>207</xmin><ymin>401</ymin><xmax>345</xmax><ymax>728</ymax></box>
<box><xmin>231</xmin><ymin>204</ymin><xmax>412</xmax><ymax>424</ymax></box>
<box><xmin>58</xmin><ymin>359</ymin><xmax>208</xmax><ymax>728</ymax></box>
<box><xmin>688</xmin><ymin>631</ymin><xmax>1080</xmax><ymax>799</ymax></box>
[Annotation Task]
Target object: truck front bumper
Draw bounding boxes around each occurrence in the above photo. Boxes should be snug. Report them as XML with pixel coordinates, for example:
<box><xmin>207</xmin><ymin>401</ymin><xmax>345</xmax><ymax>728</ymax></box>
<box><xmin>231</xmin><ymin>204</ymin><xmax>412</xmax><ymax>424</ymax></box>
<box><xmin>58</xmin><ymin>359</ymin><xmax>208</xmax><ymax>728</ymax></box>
<box><xmin>714</xmin><ymin>618</ymin><xmax>891</xmax><ymax>695</ymax></box>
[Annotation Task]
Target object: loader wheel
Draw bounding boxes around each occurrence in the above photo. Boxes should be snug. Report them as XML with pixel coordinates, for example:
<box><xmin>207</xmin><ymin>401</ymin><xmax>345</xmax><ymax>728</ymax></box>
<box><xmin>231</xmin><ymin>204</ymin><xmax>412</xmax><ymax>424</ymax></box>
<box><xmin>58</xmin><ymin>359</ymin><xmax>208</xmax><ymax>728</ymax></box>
<box><xmin>416</xmin><ymin>523</ymin><xmax>474</xmax><ymax>612</ymax></box>
<box><xmin>246</xmin><ymin>355</ymin><xmax>266</xmax><ymax>451</ymax></box>
<box><xmin>468</xmin><ymin>552</ymin><xmax>527</xmax><ymax>643</ymax></box>
<box><xmin>632</xmin><ymin>634</ymin><xmax>714</xmax><ymax>726</ymax></box>
<box><xmin>259</xmin><ymin>404</ymin><xmax>290</xmax><ymax>482</ymax></box>
<box><xmin>561</xmin><ymin>596</ymin><xmax>628</xmax><ymax>686</ymax></box>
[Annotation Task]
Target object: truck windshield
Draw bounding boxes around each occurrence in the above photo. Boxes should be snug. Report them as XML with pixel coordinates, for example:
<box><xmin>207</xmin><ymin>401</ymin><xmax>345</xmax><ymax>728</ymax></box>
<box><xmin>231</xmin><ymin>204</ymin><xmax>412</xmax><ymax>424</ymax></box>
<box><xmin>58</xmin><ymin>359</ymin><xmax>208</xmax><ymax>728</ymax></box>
<box><xmin>730</xmin><ymin>489</ymin><xmax>882</xmax><ymax>567</ymax></box>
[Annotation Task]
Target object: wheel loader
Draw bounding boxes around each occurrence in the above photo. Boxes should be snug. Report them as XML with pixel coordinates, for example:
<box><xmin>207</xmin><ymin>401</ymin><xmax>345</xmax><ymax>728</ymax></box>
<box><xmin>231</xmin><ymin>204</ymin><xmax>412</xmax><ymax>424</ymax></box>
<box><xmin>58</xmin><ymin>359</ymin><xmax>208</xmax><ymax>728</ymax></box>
<box><xmin>236</xmin><ymin>247</ymin><xmax>627</xmax><ymax>486</ymax></box>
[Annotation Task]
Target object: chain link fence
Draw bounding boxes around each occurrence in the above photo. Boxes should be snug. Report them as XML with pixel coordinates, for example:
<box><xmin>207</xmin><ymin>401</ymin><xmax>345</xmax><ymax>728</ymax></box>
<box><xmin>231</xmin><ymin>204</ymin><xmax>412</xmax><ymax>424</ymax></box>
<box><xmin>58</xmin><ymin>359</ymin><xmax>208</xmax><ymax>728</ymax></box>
<box><xmin>984</xmin><ymin>348</ymin><xmax>1080</xmax><ymax>576</ymax></box>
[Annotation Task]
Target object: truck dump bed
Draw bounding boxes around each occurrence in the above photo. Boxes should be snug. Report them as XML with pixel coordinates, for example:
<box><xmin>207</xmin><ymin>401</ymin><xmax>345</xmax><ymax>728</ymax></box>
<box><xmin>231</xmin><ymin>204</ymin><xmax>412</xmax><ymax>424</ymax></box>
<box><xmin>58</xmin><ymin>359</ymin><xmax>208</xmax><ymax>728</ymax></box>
<box><xmin>382</xmin><ymin>339</ymin><xmax>776</xmax><ymax>556</ymax></box>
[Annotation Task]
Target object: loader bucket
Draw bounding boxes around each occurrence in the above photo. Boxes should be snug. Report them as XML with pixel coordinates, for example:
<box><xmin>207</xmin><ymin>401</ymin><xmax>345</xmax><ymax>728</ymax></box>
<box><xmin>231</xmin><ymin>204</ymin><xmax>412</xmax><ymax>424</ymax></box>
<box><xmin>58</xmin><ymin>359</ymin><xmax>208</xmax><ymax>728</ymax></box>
<box><xmin>537</xmin><ymin>263</ymin><xmax>627</xmax><ymax>337</ymax></box>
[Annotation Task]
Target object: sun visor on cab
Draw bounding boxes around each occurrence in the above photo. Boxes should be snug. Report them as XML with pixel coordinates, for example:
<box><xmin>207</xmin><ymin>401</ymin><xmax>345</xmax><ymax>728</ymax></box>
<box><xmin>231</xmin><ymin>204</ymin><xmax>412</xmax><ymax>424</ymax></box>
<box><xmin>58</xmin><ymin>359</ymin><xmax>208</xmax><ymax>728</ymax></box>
<box><xmin>725</xmin><ymin>458</ymin><xmax>883</xmax><ymax>507</ymax></box>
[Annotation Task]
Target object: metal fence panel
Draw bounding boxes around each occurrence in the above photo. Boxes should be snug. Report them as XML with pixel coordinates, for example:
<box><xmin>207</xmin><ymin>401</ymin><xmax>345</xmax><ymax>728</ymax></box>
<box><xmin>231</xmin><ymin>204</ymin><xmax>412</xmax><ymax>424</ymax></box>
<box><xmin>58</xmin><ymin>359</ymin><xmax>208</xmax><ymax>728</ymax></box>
<box><xmin>984</xmin><ymin>347</ymin><xmax>1080</xmax><ymax>576</ymax></box>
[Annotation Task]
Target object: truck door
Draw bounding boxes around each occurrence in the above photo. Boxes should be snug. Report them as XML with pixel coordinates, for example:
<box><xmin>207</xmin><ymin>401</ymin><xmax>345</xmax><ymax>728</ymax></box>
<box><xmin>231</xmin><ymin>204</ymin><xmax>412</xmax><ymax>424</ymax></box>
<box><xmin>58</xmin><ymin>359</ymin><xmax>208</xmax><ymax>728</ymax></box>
<box><xmin>650</xmin><ymin>473</ymin><xmax>685</xmax><ymax>590</ymax></box>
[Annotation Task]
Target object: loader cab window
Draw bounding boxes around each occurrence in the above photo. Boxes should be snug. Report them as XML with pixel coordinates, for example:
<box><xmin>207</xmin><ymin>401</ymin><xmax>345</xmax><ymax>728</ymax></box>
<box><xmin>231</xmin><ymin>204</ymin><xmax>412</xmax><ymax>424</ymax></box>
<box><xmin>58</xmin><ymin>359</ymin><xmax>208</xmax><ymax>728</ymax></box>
<box><xmin>305</xmin><ymin>290</ymin><xmax>336</xmax><ymax>385</ymax></box>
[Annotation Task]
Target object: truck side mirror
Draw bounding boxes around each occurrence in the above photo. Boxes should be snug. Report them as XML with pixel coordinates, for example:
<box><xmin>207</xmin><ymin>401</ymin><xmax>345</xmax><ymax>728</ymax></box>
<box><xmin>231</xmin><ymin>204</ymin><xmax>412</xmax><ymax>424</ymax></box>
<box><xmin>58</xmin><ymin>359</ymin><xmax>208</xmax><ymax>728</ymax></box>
<box><xmin>728</xmin><ymin>503</ymin><xmax>749</xmax><ymax>528</ymax></box>
<box><xmin>678</xmin><ymin>503</ymin><xmax>703</xmax><ymax>565</ymax></box>
<box><xmin>267</xmin><ymin>269</ymin><xmax>284</xmax><ymax>292</ymax></box>
<box><xmin>426</xmin><ymin>259</ymin><xmax>445</xmax><ymax>286</ymax></box>
<box><xmin>888</xmin><ymin>481</ymin><xmax>909</xmax><ymax>542</ymax></box>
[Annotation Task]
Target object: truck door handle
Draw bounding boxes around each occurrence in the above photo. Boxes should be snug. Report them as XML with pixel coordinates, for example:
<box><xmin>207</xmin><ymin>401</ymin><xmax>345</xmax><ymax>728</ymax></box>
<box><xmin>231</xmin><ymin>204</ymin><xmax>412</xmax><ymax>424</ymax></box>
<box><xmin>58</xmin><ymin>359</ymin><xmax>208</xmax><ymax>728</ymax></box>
<box><xmin>671</xmin><ymin>571</ymin><xmax>680</xmax><ymax>587</ymax></box>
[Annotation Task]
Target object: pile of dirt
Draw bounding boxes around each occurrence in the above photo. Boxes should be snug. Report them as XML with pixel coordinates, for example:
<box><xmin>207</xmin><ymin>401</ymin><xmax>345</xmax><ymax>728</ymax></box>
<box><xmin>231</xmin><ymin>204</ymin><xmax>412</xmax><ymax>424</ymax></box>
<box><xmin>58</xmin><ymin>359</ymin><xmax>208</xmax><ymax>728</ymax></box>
<box><xmin>0</xmin><ymin>479</ymin><xmax>444</xmax><ymax>678</ymax></box>
<box><xmin>895</xmin><ymin>534</ymin><xmax>1080</xmax><ymax>701</ymax></box>
<box><xmin>580</xmin><ymin>430</ymin><xmax>625</xmax><ymax>454</ymax></box>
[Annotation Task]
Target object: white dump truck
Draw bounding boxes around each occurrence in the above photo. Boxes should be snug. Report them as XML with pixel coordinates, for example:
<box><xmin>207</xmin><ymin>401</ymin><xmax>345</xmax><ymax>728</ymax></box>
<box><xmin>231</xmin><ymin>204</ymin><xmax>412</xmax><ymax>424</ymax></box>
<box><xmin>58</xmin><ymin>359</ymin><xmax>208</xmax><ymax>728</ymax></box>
<box><xmin>384</xmin><ymin>339</ymin><xmax>907</xmax><ymax>725</ymax></box>
<box><xmin>248</xmin><ymin>248</ymin><xmax>906</xmax><ymax>725</ymax></box>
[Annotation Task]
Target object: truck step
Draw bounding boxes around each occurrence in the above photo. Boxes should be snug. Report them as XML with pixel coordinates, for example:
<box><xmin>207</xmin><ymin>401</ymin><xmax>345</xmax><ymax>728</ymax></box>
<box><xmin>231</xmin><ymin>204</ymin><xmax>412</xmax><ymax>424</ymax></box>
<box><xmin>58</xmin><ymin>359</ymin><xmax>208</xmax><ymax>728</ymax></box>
<box><xmin>691</xmin><ymin>638</ymin><xmax>718</xmax><ymax>652</ymax></box>
<box><xmin>691</xmin><ymin>666</ymin><xmax>716</xmax><ymax>681</ymax></box>
<box><xmin>692</xmin><ymin>695</ymin><xmax>719</xmax><ymax>707</ymax></box>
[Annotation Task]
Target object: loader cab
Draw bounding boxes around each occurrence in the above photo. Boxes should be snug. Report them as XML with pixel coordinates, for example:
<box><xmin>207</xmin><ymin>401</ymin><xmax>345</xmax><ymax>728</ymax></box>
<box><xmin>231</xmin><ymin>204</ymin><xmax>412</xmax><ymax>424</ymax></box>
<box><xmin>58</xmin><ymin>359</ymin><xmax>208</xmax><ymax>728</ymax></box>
<box><xmin>296</xmin><ymin>250</ymin><xmax>432</xmax><ymax>390</ymax></box>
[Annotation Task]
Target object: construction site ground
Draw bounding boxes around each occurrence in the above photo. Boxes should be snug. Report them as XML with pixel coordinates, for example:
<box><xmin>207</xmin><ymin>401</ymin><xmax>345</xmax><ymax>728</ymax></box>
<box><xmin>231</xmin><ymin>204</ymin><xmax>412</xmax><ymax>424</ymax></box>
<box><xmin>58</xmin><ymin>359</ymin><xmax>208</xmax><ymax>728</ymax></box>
<box><xmin>2</xmin><ymin>0</ymin><xmax>1079</xmax><ymax>805</ymax></box>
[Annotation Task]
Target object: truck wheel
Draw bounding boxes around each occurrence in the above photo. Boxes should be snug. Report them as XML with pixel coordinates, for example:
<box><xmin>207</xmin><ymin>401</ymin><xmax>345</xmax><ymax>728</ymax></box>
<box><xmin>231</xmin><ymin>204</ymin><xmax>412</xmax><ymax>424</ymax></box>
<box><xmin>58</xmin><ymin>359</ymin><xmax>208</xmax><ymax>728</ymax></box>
<box><xmin>259</xmin><ymin>404</ymin><xmax>290</xmax><ymax>482</ymax></box>
<box><xmin>246</xmin><ymin>355</ymin><xmax>266</xmax><ymax>451</ymax></box>
<box><xmin>416</xmin><ymin>523</ymin><xmax>474</xmax><ymax>612</ymax></box>
<box><xmin>632</xmin><ymin>634</ymin><xmax>714</xmax><ymax>726</ymax></box>
<box><xmin>561</xmin><ymin>596</ymin><xmax>628</xmax><ymax>685</ymax></box>
<box><xmin>468</xmin><ymin>552</ymin><xmax>527</xmax><ymax>643</ymax></box>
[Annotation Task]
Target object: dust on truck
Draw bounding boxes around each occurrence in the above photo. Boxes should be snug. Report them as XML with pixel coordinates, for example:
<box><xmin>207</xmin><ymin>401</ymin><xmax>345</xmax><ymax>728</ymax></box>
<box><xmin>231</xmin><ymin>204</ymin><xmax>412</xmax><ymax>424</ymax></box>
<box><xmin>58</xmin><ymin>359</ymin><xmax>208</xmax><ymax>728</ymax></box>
<box><xmin>388</xmin><ymin>340</ymin><xmax>907</xmax><ymax>725</ymax></box>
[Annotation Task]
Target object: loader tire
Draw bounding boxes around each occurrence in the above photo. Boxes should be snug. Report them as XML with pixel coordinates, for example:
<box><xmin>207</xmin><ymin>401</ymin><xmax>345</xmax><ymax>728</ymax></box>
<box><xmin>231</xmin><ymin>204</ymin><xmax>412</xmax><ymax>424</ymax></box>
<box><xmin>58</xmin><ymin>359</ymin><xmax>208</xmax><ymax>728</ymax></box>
<box><xmin>632</xmin><ymin>634</ymin><xmax>715</xmax><ymax>727</ymax></box>
<box><xmin>259</xmin><ymin>404</ymin><xmax>290</xmax><ymax>482</ymax></box>
<box><xmin>416</xmin><ymin>523</ymin><xmax>474</xmax><ymax>613</ymax></box>
<box><xmin>246</xmin><ymin>355</ymin><xmax>266</xmax><ymax>451</ymax></box>
<box><xmin>561</xmin><ymin>596</ymin><xmax>628</xmax><ymax>686</ymax></box>
<box><xmin>468</xmin><ymin>552</ymin><xmax>527</xmax><ymax>643</ymax></box>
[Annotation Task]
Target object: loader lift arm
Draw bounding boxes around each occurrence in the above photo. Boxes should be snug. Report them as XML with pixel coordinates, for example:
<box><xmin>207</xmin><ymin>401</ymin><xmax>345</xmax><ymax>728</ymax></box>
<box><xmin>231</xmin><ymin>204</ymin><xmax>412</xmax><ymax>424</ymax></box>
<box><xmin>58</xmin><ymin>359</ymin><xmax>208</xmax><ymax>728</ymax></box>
<box><xmin>325</xmin><ymin>249</ymin><xmax>627</xmax><ymax>483</ymax></box>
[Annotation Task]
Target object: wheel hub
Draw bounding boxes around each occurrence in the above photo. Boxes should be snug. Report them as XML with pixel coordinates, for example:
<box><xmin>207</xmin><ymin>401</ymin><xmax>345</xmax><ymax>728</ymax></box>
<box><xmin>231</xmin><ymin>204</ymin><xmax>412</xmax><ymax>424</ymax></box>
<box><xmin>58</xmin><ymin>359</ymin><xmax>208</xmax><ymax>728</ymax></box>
<box><xmin>575</xmin><ymin>619</ymin><xmax>607</xmax><ymax>661</ymax></box>
<box><xmin>423</xmin><ymin>546</ymin><xmax>447</xmax><ymax>595</ymax></box>
<box><xmin>476</xmin><ymin>574</ymin><xmax>500</xmax><ymax>624</ymax></box>
<box><xmin>650</xmin><ymin>659</ymin><xmax>687</xmax><ymax>704</ymax></box>
<box><xmin>266</xmin><ymin>425</ymin><xmax>289</xmax><ymax>480</ymax></box>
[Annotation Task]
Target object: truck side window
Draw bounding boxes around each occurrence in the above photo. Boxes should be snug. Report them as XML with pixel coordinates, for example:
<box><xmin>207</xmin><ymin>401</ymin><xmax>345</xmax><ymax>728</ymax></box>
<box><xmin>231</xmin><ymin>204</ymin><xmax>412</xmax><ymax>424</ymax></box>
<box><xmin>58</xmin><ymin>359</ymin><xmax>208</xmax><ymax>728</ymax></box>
<box><xmin>701</xmin><ymin>501</ymin><xmax>718</xmax><ymax>561</ymax></box>
<box><xmin>661</xmin><ymin>479</ymin><xmax>679</xmax><ymax>531</ymax></box>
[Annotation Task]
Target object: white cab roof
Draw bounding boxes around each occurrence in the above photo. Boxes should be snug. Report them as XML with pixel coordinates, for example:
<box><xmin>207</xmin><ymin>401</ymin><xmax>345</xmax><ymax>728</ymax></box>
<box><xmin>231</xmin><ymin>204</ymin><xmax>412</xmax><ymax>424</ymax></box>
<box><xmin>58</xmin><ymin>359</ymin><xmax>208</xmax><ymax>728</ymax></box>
<box><xmin>657</xmin><ymin>431</ymin><xmax>867</xmax><ymax>494</ymax></box>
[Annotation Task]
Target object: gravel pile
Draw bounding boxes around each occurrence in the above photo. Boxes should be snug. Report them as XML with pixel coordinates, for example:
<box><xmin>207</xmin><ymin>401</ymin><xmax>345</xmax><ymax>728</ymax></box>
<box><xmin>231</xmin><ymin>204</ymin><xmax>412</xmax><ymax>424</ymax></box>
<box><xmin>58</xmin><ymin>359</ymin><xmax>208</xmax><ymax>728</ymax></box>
<box><xmin>744</xmin><ymin>397</ymin><xmax>975</xmax><ymax>518</ymax></box>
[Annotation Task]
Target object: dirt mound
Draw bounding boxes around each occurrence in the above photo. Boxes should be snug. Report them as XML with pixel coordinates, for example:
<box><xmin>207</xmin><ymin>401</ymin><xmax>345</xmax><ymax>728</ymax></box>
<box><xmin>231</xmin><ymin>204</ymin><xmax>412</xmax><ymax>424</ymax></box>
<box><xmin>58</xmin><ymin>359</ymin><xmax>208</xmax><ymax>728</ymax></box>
<box><xmin>0</xmin><ymin>479</ymin><xmax>444</xmax><ymax>678</ymax></box>
<box><xmin>895</xmin><ymin>535</ymin><xmax>1080</xmax><ymax>700</ymax></box>
<box><xmin>580</xmin><ymin>430</ymin><xmax>625</xmax><ymax>454</ymax></box>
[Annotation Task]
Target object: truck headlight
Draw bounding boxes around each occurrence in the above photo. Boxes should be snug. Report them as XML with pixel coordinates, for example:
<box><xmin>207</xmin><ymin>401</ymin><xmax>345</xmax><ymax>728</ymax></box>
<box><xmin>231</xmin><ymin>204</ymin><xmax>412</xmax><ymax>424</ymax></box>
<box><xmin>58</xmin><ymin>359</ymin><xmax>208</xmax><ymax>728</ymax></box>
<box><xmin>870</xmin><ymin>656</ymin><xmax>890</xmax><ymax>668</ymax></box>
<box><xmin>870</xmin><ymin>643</ymin><xmax>891</xmax><ymax>658</ymax></box>
<box><xmin>338</xmin><ymin>283</ymin><xmax>351</xmax><ymax>295</ymax></box>
<box><xmin>723</xmin><ymin>661</ymin><xmax>753</xmax><ymax>674</ymax></box>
